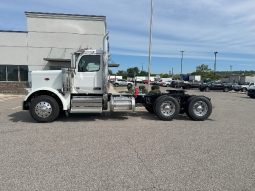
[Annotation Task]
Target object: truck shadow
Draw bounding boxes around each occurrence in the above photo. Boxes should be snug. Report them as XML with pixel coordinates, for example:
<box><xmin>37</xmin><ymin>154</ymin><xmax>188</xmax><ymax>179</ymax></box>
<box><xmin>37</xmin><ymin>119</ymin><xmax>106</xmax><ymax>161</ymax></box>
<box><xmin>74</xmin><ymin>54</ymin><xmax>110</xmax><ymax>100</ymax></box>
<box><xmin>9</xmin><ymin>111</ymin><xmax>35</xmax><ymax>123</ymax></box>
<box><xmin>9</xmin><ymin>111</ymin><xmax>193</xmax><ymax>123</ymax></box>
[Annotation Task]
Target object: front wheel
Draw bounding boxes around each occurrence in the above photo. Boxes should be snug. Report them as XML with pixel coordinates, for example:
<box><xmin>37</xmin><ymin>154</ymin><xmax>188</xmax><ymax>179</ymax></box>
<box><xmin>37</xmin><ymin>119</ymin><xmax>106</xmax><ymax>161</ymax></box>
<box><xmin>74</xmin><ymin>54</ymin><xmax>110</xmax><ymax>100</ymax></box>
<box><xmin>29</xmin><ymin>95</ymin><xmax>60</xmax><ymax>122</ymax></box>
<box><xmin>187</xmin><ymin>96</ymin><xmax>212</xmax><ymax>121</ymax></box>
<box><xmin>154</xmin><ymin>96</ymin><xmax>180</xmax><ymax>121</ymax></box>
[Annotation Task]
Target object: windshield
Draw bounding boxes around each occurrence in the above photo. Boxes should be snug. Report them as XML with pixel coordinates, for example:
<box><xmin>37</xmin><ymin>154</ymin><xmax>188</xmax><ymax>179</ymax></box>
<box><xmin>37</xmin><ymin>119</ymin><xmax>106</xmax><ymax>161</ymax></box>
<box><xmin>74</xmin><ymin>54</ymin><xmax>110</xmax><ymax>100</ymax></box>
<box><xmin>78</xmin><ymin>55</ymin><xmax>100</xmax><ymax>72</ymax></box>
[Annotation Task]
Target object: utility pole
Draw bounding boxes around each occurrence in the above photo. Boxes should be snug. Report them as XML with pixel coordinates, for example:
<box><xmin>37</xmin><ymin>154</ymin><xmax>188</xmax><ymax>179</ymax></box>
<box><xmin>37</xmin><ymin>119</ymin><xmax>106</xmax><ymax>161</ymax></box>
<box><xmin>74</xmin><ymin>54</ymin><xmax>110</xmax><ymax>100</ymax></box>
<box><xmin>147</xmin><ymin>0</ymin><xmax>153</xmax><ymax>89</ymax></box>
<box><xmin>230</xmin><ymin>65</ymin><xmax>232</xmax><ymax>72</ymax></box>
<box><xmin>172</xmin><ymin>67</ymin><xmax>174</xmax><ymax>76</ymax></box>
<box><xmin>180</xmin><ymin>51</ymin><xmax>184</xmax><ymax>75</ymax></box>
<box><xmin>214</xmin><ymin>51</ymin><xmax>218</xmax><ymax>79</ymax></box>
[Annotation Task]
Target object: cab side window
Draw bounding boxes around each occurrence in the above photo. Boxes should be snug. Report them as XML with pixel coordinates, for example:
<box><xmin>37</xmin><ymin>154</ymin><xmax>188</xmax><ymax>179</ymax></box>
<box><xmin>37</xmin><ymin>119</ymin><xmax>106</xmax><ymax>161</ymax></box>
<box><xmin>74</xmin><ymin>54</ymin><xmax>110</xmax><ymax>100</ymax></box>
<box><xmin>78</xmin><ymin>55</ymin><xmax>100</xmax><ymax>72</ymax></box>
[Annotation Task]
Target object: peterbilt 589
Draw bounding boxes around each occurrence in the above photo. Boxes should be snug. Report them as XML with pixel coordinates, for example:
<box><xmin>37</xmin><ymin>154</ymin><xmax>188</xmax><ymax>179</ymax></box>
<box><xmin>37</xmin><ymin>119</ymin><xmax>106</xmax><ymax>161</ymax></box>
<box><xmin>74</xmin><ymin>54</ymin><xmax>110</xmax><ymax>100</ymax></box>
<box><xmin>23</xmin><ymin>34</ymin><xmax>212</xmax><ymax>122</ymax></box>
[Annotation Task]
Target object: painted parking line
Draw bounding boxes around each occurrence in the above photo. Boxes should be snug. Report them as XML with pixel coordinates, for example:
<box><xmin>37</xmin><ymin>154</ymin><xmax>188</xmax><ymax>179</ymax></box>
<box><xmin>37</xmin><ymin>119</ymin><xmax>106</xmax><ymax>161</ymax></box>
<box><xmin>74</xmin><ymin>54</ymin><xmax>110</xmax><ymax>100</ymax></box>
<box><xmin>11</xmin><ymin>106</ymin><xmax>22</xmax><ymax>110</ymax></box>
<box><xmin>0</xmin><ymin>95</ymin><xmax>23</xmax><ymax>102</ymax></box>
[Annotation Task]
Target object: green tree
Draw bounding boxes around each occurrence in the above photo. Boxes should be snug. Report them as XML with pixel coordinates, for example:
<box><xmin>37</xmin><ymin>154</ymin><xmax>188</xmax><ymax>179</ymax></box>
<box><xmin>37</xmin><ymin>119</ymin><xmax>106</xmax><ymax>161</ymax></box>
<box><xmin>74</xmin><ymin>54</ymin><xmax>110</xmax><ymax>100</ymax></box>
<box><xmin>160</xmin><ymin>73</ymin><xmax>170</xmax><ymax>78</ymax></box>
<box><xmin>139</xmin><ymin>70</ymin><xmax>148</xmax><ymax>76</ymax></box>
<box><xmin>192</xmin><ymin>64</ymin><xmax>220</xmax><ymax>81</ymax></box>
<box><xmin>196</xmin><ymin>64</ymin><xmax>211</xmax><ymax>73</ymax></box>
<box><xmin>116</xmin><ymin>70</ymin><xmax>127</xmax><ymax>79</ymax></box>
<box><xmin>127</xmin><ymin>67</ymin><xmax>140</xmax><ymax>77</ymax></box>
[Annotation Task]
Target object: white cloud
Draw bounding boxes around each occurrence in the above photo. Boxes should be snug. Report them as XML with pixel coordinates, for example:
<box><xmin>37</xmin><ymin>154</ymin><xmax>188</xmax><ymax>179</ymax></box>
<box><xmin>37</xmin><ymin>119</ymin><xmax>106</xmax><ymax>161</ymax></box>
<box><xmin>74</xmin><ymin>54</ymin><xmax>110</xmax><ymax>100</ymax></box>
<box><xmin>0</xmin><ymin>0</ymin><xmax>254</xmax><ymax>69</ymax></box>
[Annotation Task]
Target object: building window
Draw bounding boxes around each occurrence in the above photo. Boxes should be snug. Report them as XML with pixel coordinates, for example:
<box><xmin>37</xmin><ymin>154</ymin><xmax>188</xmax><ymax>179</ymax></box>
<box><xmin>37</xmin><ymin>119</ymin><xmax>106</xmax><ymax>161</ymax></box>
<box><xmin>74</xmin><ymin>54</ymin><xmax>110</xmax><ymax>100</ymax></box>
<box><xmin>19</xmin><ymin>65</ymin><xmax>29</xmax><ymax>81</ymax></box>
<box><xmin>0</xmin><ymin>65</ymin><xmax>6</xmax><ymax>81</ymax></box>
<box><xmin>0</xmin><ymin>65</ymin><xmax>28</xmax><ymax>82</ymax></box>
<box><xmin>7</xmin><ymin>65</ymin><xmax>18</xmax><ymax>81</ymax></box>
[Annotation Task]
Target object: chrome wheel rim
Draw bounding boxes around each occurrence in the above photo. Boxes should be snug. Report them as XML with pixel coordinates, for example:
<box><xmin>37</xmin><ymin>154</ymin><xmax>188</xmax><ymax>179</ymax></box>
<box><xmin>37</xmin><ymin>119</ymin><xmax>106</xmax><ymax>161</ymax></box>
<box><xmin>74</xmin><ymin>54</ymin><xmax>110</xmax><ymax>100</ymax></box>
<box><xmin>35</xmin><ymin>101</ymin><xmax>52</xmax><ymax>118</ymax></box>
<box><xmin>193</xmin><ymin>101</ymin><xmax>208</xmax><ymax>117</ymax></box>
<box><xmin>160</xmin><ymin>101</ymin><xmax>175</xmax><ymax>117</ymax></box>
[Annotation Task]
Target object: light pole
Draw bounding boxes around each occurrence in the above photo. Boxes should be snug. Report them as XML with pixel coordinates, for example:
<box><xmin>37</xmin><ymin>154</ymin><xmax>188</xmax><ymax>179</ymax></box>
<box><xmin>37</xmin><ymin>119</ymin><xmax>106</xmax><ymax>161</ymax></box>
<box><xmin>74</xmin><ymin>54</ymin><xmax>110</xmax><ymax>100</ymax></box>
<box><xmin>214</xmin><ymin>51</ymin><xmax>218</xmax><ymax>79</ymax></box>
<box><xmin>180</xmin><ymin>50</ymin><xmax>184</xmax><ymax>79</ymax></box>
<box><xmin>147</xmin><ymin>0</ymin><xmax>153</xmax><ymax>89</ymax></box>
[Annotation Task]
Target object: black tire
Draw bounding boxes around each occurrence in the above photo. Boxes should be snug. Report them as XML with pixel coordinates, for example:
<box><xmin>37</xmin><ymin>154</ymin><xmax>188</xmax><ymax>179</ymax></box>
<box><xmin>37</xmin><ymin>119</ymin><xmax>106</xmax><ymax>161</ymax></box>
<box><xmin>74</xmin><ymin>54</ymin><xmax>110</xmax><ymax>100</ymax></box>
<box><xmin>114</xmin><ymin>83</ymin><xmax>119</xmax><ymax>87</ymax></box>
<box><xmin>242</xmin><ymin>88</ymin><xmax>247</xmax><ymax>92</ymax></box>
<box><xmin>29</xmin><ymin>95</ymin><xmax>60</xmax><ymax>122</ymax></box>
<box><xmin>187</xmin><ymin>96</ymin><xmax>212</xmax><ymax>121</ymax></box>
<box><xmin>154</xmin><ymin>95</ymin><xmax>180</xmax><ymax>121</ymax></box>
<box><xmin>185</xmin><ymin>85</ymin><xmax>191</xmax><ymax>89</ymax></box>
<box><xmin>223</xmin><ymin>87</ymin><xmax>229</xmax><ymax>92</ymax></box>
<box><xmin>249</xmin><ymin>95</ymin><xmax>255</xmax><ymax>99</ymax></box>
<box><xmin>143</xmin><ymin>104</ymin><xmax>154</xmax><ymax>113</ymax></box>
<box><xmin>185</xmin><ymin>96</ymin><xmax>196</xmax><ymax>118</ymax></box>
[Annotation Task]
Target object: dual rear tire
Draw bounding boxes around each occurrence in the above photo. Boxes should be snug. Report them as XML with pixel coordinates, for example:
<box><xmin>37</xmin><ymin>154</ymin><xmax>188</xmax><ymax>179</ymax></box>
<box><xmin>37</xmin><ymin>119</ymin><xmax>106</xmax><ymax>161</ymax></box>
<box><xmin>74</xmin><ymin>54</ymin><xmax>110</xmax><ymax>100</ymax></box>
<box><xmin>146</xmin><ymin>95</ymin><xmax>212</xmax><ymax>121</ymax></box>
<box><xmin>185</xmin><ymin>96</ymin><xmax>212</xmax><ymax>121</ymax></box>
<box><xmin>153</xmin><ymin>96</ymin><xmax>180</xmax><ymax>121</ymax></box>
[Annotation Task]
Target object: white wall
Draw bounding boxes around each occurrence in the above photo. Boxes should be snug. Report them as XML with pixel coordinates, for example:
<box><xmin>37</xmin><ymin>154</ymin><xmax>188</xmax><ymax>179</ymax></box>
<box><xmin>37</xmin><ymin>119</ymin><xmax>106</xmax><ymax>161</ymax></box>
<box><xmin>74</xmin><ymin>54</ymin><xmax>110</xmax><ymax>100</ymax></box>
<box><xmin>0</xmin><ymin>32</ymin><xmax>28</xmax><ymax>65</ymax></box>
<box><xmin>243</xmin><ymin>76</ymin><xmax>255</xmax><ymax>83</ymax></box>
<box><xmin>0</xmin><ymin>12</ymin><xmax>107</xmax><ymax>71</ymax></box>
<box><xmin>189</xmin><ymin>75</ymin><xmax>201</xmax><ymax>81</ymax></box>
<box><xmin>109</xmin><ymin>75</ymin><xmax>122</xmax><ymax>80</ymax></box>
<box><xmin>26</xmin><ymin>12</ymin><xmax>106</xmax><ymax>70</ymax></box>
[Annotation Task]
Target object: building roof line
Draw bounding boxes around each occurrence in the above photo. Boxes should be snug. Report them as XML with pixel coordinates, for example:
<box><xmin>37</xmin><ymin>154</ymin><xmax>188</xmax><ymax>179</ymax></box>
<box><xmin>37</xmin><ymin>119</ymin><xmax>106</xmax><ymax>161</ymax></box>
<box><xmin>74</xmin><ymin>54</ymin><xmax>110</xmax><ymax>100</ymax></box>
<box><xmin>0</xmin><ymin>30</ymin><xmax>27</xmax><ymax>33</ymax></box>
<box><xmin>25</xmin><ymin>11</ymin><xmax>106</xmax><ymax>21</ymax></box>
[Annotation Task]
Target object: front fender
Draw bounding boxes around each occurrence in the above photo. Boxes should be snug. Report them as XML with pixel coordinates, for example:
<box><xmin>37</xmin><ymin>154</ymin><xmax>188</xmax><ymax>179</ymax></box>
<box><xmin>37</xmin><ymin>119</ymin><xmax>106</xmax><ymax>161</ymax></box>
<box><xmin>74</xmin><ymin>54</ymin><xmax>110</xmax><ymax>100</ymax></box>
<box><xmin>24</xmin><ymin>87</ymin><xmax>70</xmax><ymax>110</ymax></box>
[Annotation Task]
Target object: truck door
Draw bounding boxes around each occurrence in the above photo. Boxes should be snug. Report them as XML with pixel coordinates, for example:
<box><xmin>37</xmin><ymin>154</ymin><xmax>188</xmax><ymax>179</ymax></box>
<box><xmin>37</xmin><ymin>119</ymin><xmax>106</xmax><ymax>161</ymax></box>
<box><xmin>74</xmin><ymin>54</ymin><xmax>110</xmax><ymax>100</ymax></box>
<box><xmin>74</xmin><ymin>54</ymin><xmax>103</xmax><ymax>94</ymax></box>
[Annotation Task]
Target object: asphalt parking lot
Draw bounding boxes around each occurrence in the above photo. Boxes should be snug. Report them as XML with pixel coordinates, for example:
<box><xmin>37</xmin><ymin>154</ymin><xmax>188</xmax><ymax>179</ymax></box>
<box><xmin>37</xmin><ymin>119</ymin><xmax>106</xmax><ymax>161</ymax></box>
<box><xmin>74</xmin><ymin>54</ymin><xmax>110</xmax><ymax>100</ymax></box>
<box><xmin>0</xmin><ymin>90</ymin><xmax>255</xmax><ymax>191</ymax></box>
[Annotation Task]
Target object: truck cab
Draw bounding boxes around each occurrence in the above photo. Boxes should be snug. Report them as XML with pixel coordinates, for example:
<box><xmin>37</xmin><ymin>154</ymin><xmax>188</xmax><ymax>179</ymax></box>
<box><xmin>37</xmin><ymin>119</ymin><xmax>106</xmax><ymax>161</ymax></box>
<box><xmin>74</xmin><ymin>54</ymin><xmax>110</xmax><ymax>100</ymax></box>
<box><xmin>73</xmin><ymin>49</ymin><xmax>104</xmax><ymax>94</ymax></box>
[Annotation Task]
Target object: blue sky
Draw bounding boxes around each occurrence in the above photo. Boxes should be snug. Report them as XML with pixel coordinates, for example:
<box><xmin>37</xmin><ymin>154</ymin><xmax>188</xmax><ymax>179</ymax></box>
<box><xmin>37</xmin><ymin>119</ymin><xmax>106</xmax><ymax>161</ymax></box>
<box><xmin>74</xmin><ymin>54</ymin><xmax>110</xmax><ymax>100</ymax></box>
<box><xmin>0</xmin><ymin>0</ymin><xmax>255</xmax><ymax>74</ymax></box>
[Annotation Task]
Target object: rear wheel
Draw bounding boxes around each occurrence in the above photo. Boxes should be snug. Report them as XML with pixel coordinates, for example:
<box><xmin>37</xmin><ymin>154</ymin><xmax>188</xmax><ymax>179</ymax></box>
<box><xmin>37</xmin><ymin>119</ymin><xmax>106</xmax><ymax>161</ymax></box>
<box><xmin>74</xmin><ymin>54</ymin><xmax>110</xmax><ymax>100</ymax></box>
<box><xmin>187</xmin><ymin>96</ymin><xmax>212</xmax><ymax>121</ymax></box>
<box><xmin>154</xmin><ymin>96</ymin><xmax>180</xmax><ymax>121</ymax></box>
<box><xmin>29</xmin><ymin>95</ymin><xmax>60</xmax><ymax>122</ymax></box>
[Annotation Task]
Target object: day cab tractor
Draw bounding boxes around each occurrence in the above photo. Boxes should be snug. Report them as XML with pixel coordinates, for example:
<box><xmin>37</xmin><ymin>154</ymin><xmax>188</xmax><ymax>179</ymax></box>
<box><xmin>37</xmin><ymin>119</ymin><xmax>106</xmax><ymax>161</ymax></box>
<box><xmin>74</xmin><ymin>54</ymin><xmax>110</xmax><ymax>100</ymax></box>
<box><xmin>23</xmin><ymin>35</ymin><xmax>212</xmax><ymax>122</ymax></box>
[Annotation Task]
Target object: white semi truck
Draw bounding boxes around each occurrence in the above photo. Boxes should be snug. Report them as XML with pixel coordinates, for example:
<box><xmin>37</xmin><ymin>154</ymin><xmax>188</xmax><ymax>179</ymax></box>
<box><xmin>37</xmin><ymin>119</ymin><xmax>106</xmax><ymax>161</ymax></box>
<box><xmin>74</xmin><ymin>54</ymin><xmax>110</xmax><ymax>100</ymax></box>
<box><xmin>23</xmin><ymin>34</ymin><xmax>212</xmax><ymax>122</ymax></box>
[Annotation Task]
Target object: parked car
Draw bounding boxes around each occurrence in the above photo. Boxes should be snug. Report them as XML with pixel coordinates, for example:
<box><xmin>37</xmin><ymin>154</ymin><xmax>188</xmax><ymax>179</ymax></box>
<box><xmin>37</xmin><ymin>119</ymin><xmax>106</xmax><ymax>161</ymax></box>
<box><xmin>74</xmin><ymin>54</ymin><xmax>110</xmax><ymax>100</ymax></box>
<box><xmin>170</xmin><ymin>80</ymin><xmax>195</xmax><ymax>89</ymax></box>
<box><xmin>232</xmin><ymin>82</ymin><xmax>254</xmax><ymax>92</ymax></box>
<box><xmin>161</xmin><ymin>80</ymin><xmax>172</xmax><ymax>87</ymax></box>
<box><xmin>187</xmin><ymin>81</ymin><xmax>202</xmax><ymax>89</ymax></box>
<box><xmin>152</xmin><ymin>80</ymin><xmax>161</xmax><ymax>85</ymax></box>
<box><xmin>199</xmin><ymin>82</ymin><xmax>233</xmax><ymax>92</ymax></box>
<box><xmin>113</xmin><ymin>79</ymin><xmax>133</xmax><ymax>87</ymax></box>
<box><xmin>170</xmin><ymin>80</ymin><xmax>183</xmax><ymax>88</ymax></box>
<box><xmin>247</xmin><ymin>86</ymin><xmax>255</xmax><ymax>98</ymax></box>
<box><xmin>142</xmin><ymin>80</ymin><xmax>153</xmax><ymax>84</ymax></box>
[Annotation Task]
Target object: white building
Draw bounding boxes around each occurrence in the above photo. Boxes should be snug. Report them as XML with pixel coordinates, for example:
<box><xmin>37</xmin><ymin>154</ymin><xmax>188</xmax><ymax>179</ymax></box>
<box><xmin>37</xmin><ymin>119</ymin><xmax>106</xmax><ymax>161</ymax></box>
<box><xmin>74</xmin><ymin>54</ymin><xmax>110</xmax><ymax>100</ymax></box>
<box><xmin>0</xmin><ymin>12</ymin><xmax>106</xmax><ymax>82</ymax></box>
